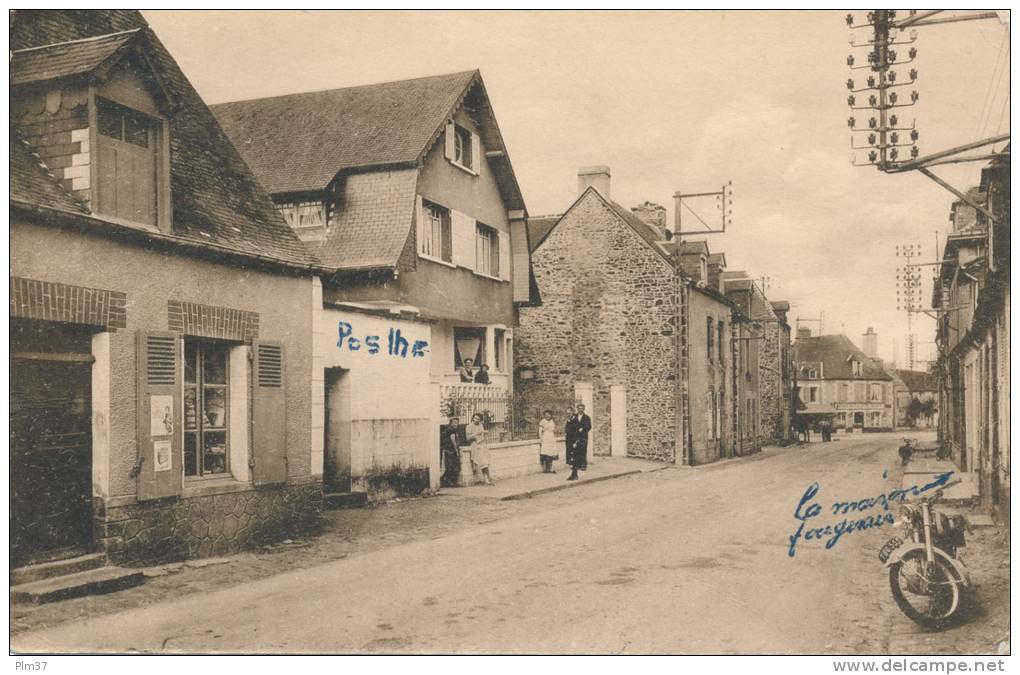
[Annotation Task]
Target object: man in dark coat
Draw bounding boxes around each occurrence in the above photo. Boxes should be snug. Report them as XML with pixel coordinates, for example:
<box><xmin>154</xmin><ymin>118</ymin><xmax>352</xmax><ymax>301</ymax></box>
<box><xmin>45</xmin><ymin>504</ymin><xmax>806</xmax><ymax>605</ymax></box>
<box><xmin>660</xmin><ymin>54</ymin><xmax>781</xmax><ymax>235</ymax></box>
<box><xmin>564</xmin><ymin>403</ymin><xmax>592</xmax><ymax>481</ymax></box>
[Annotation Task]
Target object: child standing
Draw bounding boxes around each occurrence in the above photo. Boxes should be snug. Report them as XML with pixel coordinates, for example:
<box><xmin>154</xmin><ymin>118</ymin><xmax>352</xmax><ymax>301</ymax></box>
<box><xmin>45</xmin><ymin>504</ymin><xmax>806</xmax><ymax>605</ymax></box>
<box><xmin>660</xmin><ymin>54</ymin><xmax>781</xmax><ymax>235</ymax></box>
<box><xmin>538</xmin><ymin>409</ymin><xmax>559</xmax><ymax>473</ymax></box>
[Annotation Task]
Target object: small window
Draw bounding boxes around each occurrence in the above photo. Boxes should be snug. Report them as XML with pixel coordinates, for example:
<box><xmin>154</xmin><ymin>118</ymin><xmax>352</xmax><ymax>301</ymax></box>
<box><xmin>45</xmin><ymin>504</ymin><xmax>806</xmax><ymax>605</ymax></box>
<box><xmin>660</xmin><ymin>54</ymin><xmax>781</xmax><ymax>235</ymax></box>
<box><xmin>183</xmin><ymin>339</ymin><xmax>230</xmax><ymax>478</ymax></box>
<box><xmin>707</xmin><ymin>317</ymin><xmax>714</xmax><ymax>361</ymax></box>
<box><xmin>494</xmin><ymin>328</ymin><xmax>505</xmax><ymax>371</ymax></box>
<box><xmin>454</xmin><ymin>126</ymin><xmax>473</xmax><ymax>171</ymax></box>
<box><xmin>476</xmin><ymin>223</ymin><xmax>499</xmax><ymax>277</ymax></box>
<box><xmin>717</xmin><ymin>320</ymin><xmax>725</xmax><ymax>367</ymax></box>
<box><xmin>420</xmin><ymin>200</ymin><xmax>452</xmax><ymax>262</ymax></box>
<box><xmin>809</xmin><ymin>387</ymin><xmax>818</xmax><ymax>403</ymax></box>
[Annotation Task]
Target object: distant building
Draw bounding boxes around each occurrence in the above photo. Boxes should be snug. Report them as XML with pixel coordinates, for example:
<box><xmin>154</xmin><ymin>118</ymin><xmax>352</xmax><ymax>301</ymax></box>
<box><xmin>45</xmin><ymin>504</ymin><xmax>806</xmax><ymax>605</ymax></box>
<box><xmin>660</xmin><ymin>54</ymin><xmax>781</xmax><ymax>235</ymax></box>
<box><xmin>890</xmin><ymin>369</ymin><xmax>937</xmax><ymax>429</ymax></box>
<box><xmin>794</xmin><ymin>331</ymin><xmax>894</xmax><ymax>431</ymax></box>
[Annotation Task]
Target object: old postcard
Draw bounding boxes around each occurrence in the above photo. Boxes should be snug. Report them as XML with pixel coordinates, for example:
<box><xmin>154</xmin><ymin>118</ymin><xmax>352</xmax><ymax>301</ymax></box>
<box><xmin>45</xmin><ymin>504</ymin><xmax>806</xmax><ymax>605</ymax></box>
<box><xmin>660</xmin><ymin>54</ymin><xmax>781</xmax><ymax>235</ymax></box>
<box><xmin>8</xmin><ymin>8</ymin><xmax>1011</xmax><ymax>663</ymax></box>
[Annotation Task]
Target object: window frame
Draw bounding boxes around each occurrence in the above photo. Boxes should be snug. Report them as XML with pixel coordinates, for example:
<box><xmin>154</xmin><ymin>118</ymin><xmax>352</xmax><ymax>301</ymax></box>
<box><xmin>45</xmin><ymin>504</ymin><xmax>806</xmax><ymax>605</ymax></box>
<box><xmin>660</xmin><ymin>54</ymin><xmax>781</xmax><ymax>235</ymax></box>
<box><xmin>183</xmin><ymin>338</ymin><xmax>231</xmax><ymax>480</ymax></box>
<box><xmin>474</xmin><ymin>222</ymin><xmax>500</xmax><ymax>278</ymax></box>
<box><xmin>706</xmin><ymin>316</ymin><xmax>714</xmax><ymax>362</ymax></box>
<box><xmin>419</xmin><ymin>199</ymin><xmax>453</xmax><ymax>264</ymax></box>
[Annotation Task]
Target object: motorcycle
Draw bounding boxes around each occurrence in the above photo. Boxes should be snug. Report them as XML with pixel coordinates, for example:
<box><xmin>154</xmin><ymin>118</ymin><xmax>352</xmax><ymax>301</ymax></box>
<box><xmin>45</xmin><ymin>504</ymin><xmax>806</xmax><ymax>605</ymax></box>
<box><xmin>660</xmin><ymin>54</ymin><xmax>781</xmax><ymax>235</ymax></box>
<box><xmin>879</xmin><ymin>481</ymin><xmax>971</xmax><ymax>628</ymax></box>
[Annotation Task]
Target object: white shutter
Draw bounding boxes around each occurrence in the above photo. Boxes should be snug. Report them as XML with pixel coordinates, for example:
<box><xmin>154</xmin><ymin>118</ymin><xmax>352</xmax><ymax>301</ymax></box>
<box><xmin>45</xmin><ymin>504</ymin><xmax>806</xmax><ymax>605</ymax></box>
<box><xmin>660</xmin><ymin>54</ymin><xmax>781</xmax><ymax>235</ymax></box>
<box><xmin>498</xmin><ymin>230</ymin><xmax>511</xmax><ymax>280</ymax></box>
<box><xmin>451</xmin><ymin>210</ymin><xmax>476</xmax><ymax>268</ymax></box>
<box><xmin>471</xmin><ymin>132</ymin><xmax>482</xmax><ymax>174</ymax></box>
<box><xmin>445</xmin><ymin>123</ymin><xmax>456</xmax><ymax>161</ymax></box>
<box><xmin>415</xmin><ymin>195</ymin><xmax>424</xmax><ymax>255</ymax></box>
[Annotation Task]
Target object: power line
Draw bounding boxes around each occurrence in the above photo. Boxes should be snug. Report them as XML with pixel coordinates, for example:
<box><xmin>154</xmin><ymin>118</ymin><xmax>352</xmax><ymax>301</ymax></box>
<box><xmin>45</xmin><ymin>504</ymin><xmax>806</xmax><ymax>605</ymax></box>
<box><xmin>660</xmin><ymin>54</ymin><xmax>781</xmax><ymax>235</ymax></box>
<box><xmin>976</xmin><ymin>32</ymin><xmax>1008</xmax><ymax>138</ymax></box>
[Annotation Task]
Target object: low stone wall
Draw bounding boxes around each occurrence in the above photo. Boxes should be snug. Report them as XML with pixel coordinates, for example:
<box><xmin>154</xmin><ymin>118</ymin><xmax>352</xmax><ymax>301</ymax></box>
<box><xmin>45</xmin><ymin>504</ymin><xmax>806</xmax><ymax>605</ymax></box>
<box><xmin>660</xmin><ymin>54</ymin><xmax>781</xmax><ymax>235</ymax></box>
<box><xmin>94</xmin><ymin>479</ymin><xmax>322</xmax><ymax>567</ymax></box>
<box><xmin>458</xmin><ymin>437</ymin><xmax>557</xmax><ymax>483</ymax></box>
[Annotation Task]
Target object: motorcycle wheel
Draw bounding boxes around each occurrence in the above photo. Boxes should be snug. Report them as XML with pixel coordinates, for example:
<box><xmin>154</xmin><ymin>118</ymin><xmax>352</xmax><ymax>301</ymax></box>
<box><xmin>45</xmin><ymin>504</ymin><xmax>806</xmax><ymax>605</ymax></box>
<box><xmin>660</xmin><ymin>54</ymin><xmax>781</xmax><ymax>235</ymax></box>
<box><xmin>888</xmin><ymin>549</ymin><xmax>962</xmax><ymax>628</ymax></box>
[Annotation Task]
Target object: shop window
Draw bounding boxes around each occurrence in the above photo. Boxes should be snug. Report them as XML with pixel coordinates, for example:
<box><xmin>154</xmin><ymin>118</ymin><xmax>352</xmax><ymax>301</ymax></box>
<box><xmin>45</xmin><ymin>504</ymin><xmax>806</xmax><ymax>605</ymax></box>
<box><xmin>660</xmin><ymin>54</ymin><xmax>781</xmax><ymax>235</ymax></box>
<box><xmin>183</xmin><ymin>340</ymin><xmax>229</xmax><ymax>477</ymax></box>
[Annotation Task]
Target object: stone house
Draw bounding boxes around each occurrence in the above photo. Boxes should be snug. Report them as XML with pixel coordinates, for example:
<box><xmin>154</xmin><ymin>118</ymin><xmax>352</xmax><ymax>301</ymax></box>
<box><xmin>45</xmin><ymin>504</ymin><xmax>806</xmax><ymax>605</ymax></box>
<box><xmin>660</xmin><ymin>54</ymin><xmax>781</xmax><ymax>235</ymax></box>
<box><xmin>793</xmin><ymin>330</ymin><xmax>894</xmax><ymax>431</ymax></box>
<box><xmin>212</xmin><ymin>70</ymin><xmax>540</xmax><ymax>492</ymax></box>
<box><xmin>10</xmin><ymin>10</ymin><xmax>323</xmax><ymax>567</ymax></box>
<box><xmin>517</xmin><ymin>167</ymin><xmax>743</xmax><ymax>466</ymax></box>
<box><xmin>769</xmin><ymin>301</ymin><xmax>795</xmax><ymax>443</ymax></box>
<box><xmin>932</xmin><ymin>147</ymin><xmax>1009</xmax><ymax>523</ymax></box>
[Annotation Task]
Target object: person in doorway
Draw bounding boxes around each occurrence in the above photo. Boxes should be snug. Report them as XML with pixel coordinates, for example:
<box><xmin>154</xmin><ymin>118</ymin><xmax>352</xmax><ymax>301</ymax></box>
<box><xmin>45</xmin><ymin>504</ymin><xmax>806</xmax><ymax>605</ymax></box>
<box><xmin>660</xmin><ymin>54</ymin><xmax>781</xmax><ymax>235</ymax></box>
<box><xmin>458</xmin><ymin>358</ymin><xmax>476</xmax><ymax>383</ymax></box>
<box><xmin>564</xmin><ymin>403</ymin><xmax>591</xmax><ymax>481</ymax></box>
<box><xmin>538</xmin><ymin>409</ymin><xmax>559</xmax><ymax>473</ymax></box>
<box><xmin>465</xmin><ymin>413</ymin><xmax>494</xmax><ymax>485</ymax></box>
<box><xmin>473</xmin><ymin>364</ymin><xmax>491</xmax><ymax>385</ymax></box>
<box><xmin>440</xmin><ymin>417</ymin><xmax>461</xmax><ymax>487</ymax></box>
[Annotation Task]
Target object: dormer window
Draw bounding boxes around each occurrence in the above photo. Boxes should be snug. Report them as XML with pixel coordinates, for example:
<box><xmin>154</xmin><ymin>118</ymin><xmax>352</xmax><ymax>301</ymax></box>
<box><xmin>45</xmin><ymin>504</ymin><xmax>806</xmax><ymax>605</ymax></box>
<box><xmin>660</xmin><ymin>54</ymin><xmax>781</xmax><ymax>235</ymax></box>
<box><xmin>851</xmin><ymin>359</ymin><xmax>863</xmax><ymax>377</ymax></box>
<box><xmin>95</xmin><ymin>98</ymin><xmax>159</xmax><ymax>226</ymax></box>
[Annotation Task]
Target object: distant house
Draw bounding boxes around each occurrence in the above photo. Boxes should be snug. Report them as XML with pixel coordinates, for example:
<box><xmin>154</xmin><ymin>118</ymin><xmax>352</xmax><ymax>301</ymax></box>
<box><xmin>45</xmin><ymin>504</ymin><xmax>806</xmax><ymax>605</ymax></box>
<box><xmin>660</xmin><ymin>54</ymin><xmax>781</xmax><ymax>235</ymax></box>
<box><xmin>793</xmin><ymin>331</ymin><xmax>894</xmax><ymax>431</ymax></box>
<box><xmin>213</xmin><ymin>70</ymin><xmax>539</xmax><ymax>491</ymax></box>
<box><xmin>890</xmin><ymin>369</ymin><xmax>938</xmax><ymax>428</ymax></box>
<box><xmin>10</xmin><ymin>10</ymin><xmax>322</xmax><ymax>566</ymax></box>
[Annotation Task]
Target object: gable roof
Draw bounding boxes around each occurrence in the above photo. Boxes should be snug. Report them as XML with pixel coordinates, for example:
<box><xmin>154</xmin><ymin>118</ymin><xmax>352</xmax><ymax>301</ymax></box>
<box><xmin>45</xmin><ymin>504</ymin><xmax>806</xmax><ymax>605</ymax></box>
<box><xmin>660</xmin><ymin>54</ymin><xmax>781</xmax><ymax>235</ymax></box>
<box><xmin>211</xmin><ymin>70</ymin><xmax>477</xmax><ymax>196</ymax></box>
<box><xmin>526</xmin><ymin>214</ymin><xmax>562</xmax><ymax>253</ymax></box>
<box><xmin>10</xmin><ymin>29</ymin><xmax>141</xmax><ymax>86</ymax></box>
<box><xmin>10</xmin><ymin>10</ymin><xmax>316</xmax><ymax>270</ymax></box>
<box><xmin>794</xmin><ymin>334</ymin><xmax>892</xmax><ymax>381</ymax></box>
<box><xmin>894</xmin><ymin>369</ymin><xmax>936</xmax><ymax>392</ymax></box>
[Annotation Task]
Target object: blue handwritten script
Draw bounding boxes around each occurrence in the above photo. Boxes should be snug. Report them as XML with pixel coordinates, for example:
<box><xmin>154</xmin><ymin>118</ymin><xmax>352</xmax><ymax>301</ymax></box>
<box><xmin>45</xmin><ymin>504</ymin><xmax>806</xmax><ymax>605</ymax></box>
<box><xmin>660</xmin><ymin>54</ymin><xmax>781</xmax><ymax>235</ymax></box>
<box><xmin>787</xmin><ymin>470</ymin><xmax>955</xmax><ymax>558</ymax></box>
<box><xmin>336</xmin><ymin>321</ymin><xmax>428</xmax><ymax>358</ymax></box>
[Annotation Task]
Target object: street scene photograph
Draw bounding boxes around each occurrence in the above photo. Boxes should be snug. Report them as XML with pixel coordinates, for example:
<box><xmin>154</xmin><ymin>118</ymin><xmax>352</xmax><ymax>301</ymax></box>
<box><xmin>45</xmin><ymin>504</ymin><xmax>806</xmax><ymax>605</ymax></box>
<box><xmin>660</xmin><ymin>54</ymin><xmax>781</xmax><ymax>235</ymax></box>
<box><xmin>7</xmin><ymin>8</ymin><xmax>1011</xmax><ymax>661</ymax></box>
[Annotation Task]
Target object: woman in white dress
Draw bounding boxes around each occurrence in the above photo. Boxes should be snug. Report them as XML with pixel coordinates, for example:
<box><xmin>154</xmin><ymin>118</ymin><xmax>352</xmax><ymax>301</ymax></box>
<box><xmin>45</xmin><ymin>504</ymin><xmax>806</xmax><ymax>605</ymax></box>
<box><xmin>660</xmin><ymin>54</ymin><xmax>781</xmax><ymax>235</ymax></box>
<box><xmin>465</xmin><ymin>413</ymin><xmax>493</xmax><ymax>485</ymax></box>
<box><xmin>538</xmin><ymin>409</ymin><xmax>559</xmax><ymax>474</ymax></box>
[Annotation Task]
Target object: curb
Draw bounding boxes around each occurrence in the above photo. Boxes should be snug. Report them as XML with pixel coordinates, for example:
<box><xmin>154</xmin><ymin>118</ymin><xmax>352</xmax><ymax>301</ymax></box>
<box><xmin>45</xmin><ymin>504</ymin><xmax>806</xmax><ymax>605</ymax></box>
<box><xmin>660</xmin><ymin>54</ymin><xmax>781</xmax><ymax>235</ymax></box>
<box><xmin>500</xmin><ymin>469</ymin><xmax>643</xmax><ymax>501</ymax></box>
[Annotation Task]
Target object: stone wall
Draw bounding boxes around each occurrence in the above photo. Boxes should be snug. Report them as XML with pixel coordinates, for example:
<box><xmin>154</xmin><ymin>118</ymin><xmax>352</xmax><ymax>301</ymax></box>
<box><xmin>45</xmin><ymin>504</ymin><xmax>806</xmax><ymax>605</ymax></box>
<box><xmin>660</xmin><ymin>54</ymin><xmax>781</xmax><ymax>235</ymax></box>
<box><xmin>95</xmin><ymin>480</ymin><xmax>322</xmax><ymax>566</ymax></box>
<box><xmin>760</xmin><ymin>318</ymin><xmax>784</xmax><ymax>443</ymax></box>
<box><xmin>517</xmin><ymin>191</ymin><xmax>679</xmax><ymax>462</ymax></box>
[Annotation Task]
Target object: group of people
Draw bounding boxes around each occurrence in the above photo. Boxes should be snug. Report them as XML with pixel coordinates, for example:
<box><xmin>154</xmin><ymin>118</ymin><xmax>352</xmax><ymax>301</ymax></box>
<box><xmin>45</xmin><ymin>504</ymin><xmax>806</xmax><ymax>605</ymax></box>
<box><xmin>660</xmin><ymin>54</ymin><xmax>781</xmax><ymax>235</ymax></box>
<box><xmin>457</xmin><ymin>358</ymin><xmax>491</xmax><ymax>384</ymax></box>
<box><xmin>441</xmin><ymin>404</ymin><xmax>593</xmax><ymax>487</ymax></box>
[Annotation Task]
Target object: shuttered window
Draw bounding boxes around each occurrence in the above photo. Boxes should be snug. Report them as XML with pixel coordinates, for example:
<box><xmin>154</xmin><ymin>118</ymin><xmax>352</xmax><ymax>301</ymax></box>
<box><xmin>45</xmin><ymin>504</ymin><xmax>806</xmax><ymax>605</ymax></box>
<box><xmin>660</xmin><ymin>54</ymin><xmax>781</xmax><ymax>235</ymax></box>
<box><xmin>251</xmin><ymin>341</ymin><xmax>287</xmax><ymax>485</ymax></box>
<box><xmin>146</xmin><ymin>335</ymin><xmax>176</xmax><ymax>385</ymax></box>
<box><xmin>256</xmin><ymin>344</ymin><xmax>282</xmax><ymax>388</ymax></box>
<box><xmin>96</xmin><ymin>98</ymin><xmax>158</xmax><ymax>226</ymax></box>
<box><xmin>476</xmin><ymin>223</ymin><xmax>499</xmax><ymax>277</ymax></box>
<box><xmin>183</xmin><ymin>340</ymin><xmax>229</xmax><ymax>478</ymax></box>
<box><xmin>419</xmin><ymin>200</ymin><xmax>452</xmax><ymax>263</ymax></box>
<box><xmin>136</xmin><ymin>332</ymin><xmax>183</xmax><ymax>501</ymax></box>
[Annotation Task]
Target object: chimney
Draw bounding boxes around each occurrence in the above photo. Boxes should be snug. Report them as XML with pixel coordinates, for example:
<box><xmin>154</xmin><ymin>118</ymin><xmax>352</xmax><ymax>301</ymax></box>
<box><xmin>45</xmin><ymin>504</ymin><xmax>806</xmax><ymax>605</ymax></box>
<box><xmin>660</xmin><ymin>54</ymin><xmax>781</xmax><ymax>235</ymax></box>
<box><xmin>797</xmin><ymin>327</ymin><xmax>812</xmax><ymax>340</ymax></box>
<box><xmin>770</xmin><ymin>301</ymin><xmax>790</xmax><ymax>324</ymax></box>
<box><xmin>862</xmin><ymin>327</ymin><xmax>878</xmax><ymax>358</ymax></box>
<box><xmin>631</xmin><ymin>201</ymin><xmax>667</xmax><ymax>231</ymax></box>
<box><xmin>578</xmin><ymin>165</ymin><xmax>611</xmax><ymax>200</ymax></box>
<box><xmin>706</xmin><ymin>255</ymin><xmax>726</xmax><ymax>294</ymax></box>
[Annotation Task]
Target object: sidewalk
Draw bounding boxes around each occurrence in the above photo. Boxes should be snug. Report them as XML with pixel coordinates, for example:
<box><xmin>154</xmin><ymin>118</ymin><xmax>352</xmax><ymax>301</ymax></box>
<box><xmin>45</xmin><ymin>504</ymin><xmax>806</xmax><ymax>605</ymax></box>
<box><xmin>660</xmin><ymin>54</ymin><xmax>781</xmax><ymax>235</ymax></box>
<box><xmin>443</xmin><ymin>456</ymin><xmax>670</xmax><ymax>500</ymax></box>
<box><xmin>901</xmin><ymin>456</ymin><xmax>978</xmax><ymax>503</ymax></box>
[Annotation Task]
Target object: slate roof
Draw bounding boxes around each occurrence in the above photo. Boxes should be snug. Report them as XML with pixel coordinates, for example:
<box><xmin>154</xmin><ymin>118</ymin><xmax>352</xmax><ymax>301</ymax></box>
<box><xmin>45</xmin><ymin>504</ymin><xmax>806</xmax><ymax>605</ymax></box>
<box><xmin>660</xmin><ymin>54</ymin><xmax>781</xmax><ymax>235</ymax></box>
<box><xmin>10</xmin><ymin>10</ymin><xmax>315</xmax><ymax>269</ymax></box>
<box><xmin>526</xmin><ymin>215</ymin><xmax>562</xmax><ymax>253</ymax></box>
<box><xmin>794</xmin><ymin>334</ymin><xmax>893</xmax><ymax>381</ymax></box>
<box><xmin>10</xmin><ymin>135</ymin><xmax>88</xmax><ymax>214</ymax></box>
<box><xmin>894</xmin><ymin>369</ymin><xmax>936</xmax><ymax>392</ymax></box>
<box><xmin>210</xmin><ymin>71</ymin><xmax>479</xmax><ymax>196</ymax></box>
<box><xmin>10</xmin><ymin>29</ymin><xmax>140</xmax><ymax>85</ymax></box>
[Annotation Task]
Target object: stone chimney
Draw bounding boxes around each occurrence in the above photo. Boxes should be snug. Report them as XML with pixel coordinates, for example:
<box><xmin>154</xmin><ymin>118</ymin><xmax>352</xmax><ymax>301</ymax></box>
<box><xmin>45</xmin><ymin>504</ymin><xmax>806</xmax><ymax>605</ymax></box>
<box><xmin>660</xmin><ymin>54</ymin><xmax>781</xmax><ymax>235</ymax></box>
<box><xmin>771</xmin><ymin>300</ymin><xmax>790</xmax><ymax>324</ymax></box>
<box><xmin>631</xmin><ymin>201</ymin><xmax>667</xmax><ymax>231</ymax></box>
<box><xmin>578</xmin><ymin>166</ymin><xmax>611</xmax><ymax>200</ymax></box>
<box><xmin>797</xmin><ymin>327</ymin><xmax>812</xmax><ymax>340</ymax></box>
<box><xmin>706</xmin><ymin>254</ymin><xmax>726</xmax><ymax>294</ymax></box>
<box><xmin>862</xmin><ymin>327</ymin><xmax>878</xmax><ymax>358</ymax></box>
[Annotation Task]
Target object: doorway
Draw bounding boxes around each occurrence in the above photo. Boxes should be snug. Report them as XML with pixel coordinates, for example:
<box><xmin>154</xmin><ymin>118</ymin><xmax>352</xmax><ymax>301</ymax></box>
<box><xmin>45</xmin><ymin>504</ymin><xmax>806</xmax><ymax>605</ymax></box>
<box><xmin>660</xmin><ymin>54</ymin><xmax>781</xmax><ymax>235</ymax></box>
<box><xmin>853</xmin><ymin>411</ymin><xmax>865</xmax><ymax>428</ymax></box>
<box><xmin>324</xmin><ymin>368</ymin><xmax>352</xmax><ymax>492</ymax></box>
<box><xmin>10</xmin><ymin>320</ymin><xmax>95</xmax><ymax>565</ymax></box>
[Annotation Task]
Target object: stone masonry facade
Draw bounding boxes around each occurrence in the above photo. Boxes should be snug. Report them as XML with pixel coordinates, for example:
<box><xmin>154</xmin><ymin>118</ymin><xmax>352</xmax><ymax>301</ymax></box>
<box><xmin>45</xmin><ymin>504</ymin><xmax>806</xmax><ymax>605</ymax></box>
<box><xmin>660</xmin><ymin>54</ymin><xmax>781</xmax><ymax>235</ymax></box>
<box><xmin>517</xmin><ymin>191</ymin><xmax>679</xmax><ymax>462</ymax></box>
<box><xmin>759</xmin><ymin>305</ymin><xmax>783</xmax><ymax>444</ymax></box>
<box><xmin>94</xmin><ymin>481</ymin><xmax>322</xmax><ymax>567</ymax></box>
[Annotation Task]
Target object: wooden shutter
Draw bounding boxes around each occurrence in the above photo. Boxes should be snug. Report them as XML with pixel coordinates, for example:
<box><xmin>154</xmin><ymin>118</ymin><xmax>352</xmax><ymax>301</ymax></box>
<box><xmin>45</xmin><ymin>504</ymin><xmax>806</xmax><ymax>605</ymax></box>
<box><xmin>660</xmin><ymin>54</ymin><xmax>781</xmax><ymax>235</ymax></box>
<box><xmin>471</xmin><ymin>131</ymin><xmax>481</xmax><ymax>173</ymax></box>
<box><xmin>441</xmin><ymin>208</ymin><xmax>453</xmax><ymax>262</ymax></box>
<box><xmin>509</xmin><ymin>221</ymin><xmax>531</xmax><ymax>302</ymax></box>
<box><xmin>451</xmin><ymin>210</ymin><xmax>476</xmax><ymax>268</ymax></box>
<box><xmin>498</xmin><ymin>230</ymin><xmax>511</xmax><ymax>281</ymax></box>
<box><xmin>444</xmin><ymin>123</ymin><xmax>456</xmax><ymax>161</ymax></box>
<box><xmin>135</xmin><ymin>331</ymin><xmax>183</xmax><ymax>501</ymax></box>
<box><xmin>251</xmin><ymin>341</ymin><xmax>287</xmax><ymax>485</ymax></box>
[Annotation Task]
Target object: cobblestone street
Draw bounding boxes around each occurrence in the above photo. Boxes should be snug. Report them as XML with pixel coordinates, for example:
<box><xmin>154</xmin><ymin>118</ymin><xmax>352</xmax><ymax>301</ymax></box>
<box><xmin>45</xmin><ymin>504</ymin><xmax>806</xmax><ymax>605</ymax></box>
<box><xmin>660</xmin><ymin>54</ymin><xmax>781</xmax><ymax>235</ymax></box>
<box><xmin>12</xmin><ymin>433</ymin><xmax>1009</xmax><ymax>654</ymax></box>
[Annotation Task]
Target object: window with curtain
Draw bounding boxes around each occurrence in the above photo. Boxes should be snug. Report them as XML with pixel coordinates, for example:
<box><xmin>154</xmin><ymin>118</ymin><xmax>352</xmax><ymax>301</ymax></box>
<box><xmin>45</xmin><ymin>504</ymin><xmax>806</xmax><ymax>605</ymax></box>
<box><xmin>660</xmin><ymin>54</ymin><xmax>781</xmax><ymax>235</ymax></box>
<box><xmin>420</xmin><ymin>200</ymin><xmax>452</xmax><ymax>262</ymax></box>
<box><xmin>453</xmin><ymin>326</ymin><xmax>486</xmax><ymax>369</ymax></box>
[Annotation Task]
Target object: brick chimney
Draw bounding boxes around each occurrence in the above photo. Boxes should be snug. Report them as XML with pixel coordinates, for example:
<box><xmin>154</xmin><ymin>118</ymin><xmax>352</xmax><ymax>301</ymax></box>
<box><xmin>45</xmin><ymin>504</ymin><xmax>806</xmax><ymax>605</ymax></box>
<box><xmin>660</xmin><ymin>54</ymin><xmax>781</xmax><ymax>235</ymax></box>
<box><xmin>578</xmin><ymin>166</ymin><xmax>611</xmax><ymax>200</ymax></box>
<box><xmin>631</xmin><ymin>201</ymin><xmax>667</xmax><ymax>230</ymax></box>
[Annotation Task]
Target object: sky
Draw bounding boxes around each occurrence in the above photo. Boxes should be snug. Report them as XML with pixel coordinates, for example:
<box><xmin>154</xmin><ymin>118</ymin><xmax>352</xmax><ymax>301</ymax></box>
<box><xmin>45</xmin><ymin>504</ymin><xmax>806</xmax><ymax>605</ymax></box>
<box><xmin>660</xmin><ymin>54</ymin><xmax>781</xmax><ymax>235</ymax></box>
<box><xmin>145</xmin><ymin>10</ymin><xmax>1010</xmax><ymax>367</ymax></box>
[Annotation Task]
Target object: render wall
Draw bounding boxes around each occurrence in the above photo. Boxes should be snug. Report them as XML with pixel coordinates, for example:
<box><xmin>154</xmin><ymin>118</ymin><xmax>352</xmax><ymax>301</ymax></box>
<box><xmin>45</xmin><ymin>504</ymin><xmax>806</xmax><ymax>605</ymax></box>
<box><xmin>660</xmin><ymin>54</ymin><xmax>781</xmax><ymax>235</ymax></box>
<box><xmin>687</xmin><ymin>288</ymin><xmax>731</xmax><ymax>465</ymax></box>
<box><xmin>516</xmin><ymin>192</ymin><xmax>679</xmax><ymax>462</ymax></box>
